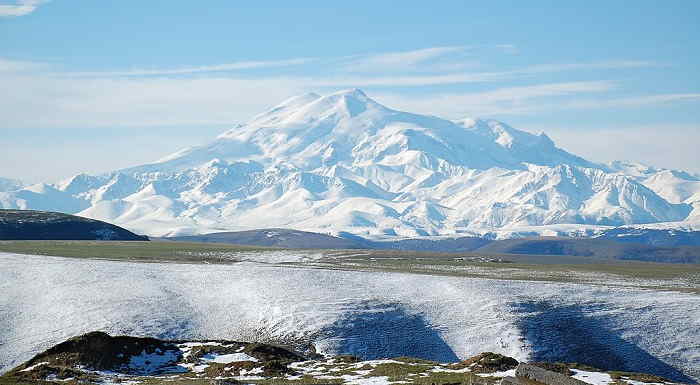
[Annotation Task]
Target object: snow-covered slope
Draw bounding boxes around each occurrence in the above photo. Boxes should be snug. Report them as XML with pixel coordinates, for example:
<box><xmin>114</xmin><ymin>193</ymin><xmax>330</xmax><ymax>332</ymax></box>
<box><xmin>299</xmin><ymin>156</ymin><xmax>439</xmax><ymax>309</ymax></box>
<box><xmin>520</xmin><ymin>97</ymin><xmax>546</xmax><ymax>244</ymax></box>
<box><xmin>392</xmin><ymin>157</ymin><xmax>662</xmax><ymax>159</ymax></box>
<box><xmin>607</xmin><ymin>161</ymin><xmax>700</xmax><ymax>205</ymax></box>
<box><xmin>2</xmin><ymin>253</ymin><xmax>699</xmax><ymax>381</ymax></box>
<box><xmin>1</xmin><ymin>90</ymin><xmax>695</xmax><ymax>236</ymax></box>
<box><xmin>604</xmin><ymin>161</ymin><xmax>700</xmax><ymax>232</ymax></box>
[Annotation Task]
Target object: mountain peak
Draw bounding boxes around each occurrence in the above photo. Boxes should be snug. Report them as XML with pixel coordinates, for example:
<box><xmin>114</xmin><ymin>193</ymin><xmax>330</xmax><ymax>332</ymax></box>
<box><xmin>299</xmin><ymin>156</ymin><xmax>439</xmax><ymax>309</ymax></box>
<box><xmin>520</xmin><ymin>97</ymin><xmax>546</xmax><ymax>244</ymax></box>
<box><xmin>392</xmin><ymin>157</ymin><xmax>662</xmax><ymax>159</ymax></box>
<box><xmin>455</xmin><ymin>118</ymin><xmax>545</xmax><ymax>149</ymax></box>
<box><xmin>317</xmin><ymin>88</ymin><xmax>379</xmax><ymax>116</ymax></box>
<box><xmin>332</xmin><ymin>88</ymin><xmax>368</xmax><ymax>98</ymax></box>
<box><xmin>319</xmin><ymin>88</ymin><xmax>377</xmax><ymax>107</ymax></box>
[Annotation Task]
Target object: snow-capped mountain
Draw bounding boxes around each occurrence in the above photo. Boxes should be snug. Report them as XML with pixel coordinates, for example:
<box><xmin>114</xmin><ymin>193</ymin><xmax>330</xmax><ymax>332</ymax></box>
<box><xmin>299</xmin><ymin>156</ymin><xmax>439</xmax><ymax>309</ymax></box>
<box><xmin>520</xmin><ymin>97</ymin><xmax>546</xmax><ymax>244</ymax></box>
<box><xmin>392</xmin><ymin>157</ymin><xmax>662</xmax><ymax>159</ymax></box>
<box><xmin>0</xmin><ymin>89</ymin><xmax>696</xmax><ymax>236</ymax></box>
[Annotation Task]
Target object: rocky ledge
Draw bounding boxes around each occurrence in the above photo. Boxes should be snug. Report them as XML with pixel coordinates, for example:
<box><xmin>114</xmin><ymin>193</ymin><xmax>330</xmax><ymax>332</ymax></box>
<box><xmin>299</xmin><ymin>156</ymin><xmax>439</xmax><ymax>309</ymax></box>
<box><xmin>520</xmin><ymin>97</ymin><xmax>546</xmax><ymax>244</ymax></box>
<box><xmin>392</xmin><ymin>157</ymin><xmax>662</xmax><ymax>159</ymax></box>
<box><xmin>0</xmin><ymin>332</ymin><xmax>691</xmax><ymax>385</ymax></box>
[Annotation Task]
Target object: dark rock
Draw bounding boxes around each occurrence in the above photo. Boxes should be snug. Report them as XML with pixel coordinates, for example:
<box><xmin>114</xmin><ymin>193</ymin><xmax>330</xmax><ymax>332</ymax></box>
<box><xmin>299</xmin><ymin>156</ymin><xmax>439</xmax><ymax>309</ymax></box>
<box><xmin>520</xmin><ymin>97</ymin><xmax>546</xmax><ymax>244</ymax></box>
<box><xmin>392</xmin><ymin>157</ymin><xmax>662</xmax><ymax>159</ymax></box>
<box><xmin>451</xmin><ymin>352</ymin><xmax>519</xmax><ymax>373</ymax></box>
<box><xmin>515</xmin><ymin>363</ymin><xmax>588</xmax><ymax>385</ymax></box>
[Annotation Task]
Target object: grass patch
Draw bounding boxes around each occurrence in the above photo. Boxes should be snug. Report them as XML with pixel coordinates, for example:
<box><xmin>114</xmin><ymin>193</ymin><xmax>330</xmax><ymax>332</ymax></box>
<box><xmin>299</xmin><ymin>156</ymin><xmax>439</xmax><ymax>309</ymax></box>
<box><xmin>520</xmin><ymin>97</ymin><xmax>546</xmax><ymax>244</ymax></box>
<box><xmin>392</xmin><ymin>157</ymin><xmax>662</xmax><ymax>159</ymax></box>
<box><xmin>250</xmin><ymin>375</ymin><xmax>344</xmax><ymax>384</ymax></box>
<box><xmin>412</xmin><ymin>371</ymin><xmax>497</xmax><ymax>385</ymax></box>
<box><xmin>366</xmin><ymin>362</ymin><xmax>431</xmax><ymax>381</ymax></box>
<box><xmin>608</xmin><ymin>370</ymin><xmax>671</xmax><ymax>383</ymax></box>
<box><xmin>393</xmin><ymin>356</ymin><xmax>440</xmax><ymax>365</ymax></box>
<box><xmin>309</xmin><ymin>253</ymin><xmax>700</xmax><ymax>293</ymax></box>
<box><xmin>2</xmin><ymin>240</ymin><xmax>699</xmax><ymax>292</ymax></box>
<box><xmin>0</xmin><ymin>240</ymin><xmax>273</xmax><ymax>264</ymax></box>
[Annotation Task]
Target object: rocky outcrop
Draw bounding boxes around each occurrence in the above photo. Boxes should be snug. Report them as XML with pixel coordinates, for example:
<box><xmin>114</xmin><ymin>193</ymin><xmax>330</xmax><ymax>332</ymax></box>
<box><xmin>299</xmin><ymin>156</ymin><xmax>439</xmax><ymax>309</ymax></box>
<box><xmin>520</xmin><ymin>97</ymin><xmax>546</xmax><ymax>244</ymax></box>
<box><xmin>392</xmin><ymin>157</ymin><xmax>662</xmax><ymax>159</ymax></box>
<box><xmin>501</xmin><ymin>363</ymin><xmax>588</xmax><ymax>385</ymax></box>
<box><xmin>2</xmin><ymin>331</ymin><xmax>308</xmax><ymax>383</ymax></box>
<box><xmin>451</xmin><ymin>352</ymin><xmax>519</xmax><ymax>373</ymax></box>
<box><xmin>500</xmin><ymin>363</ymin><xmax>686</xmax><ymax>385</ymax></box>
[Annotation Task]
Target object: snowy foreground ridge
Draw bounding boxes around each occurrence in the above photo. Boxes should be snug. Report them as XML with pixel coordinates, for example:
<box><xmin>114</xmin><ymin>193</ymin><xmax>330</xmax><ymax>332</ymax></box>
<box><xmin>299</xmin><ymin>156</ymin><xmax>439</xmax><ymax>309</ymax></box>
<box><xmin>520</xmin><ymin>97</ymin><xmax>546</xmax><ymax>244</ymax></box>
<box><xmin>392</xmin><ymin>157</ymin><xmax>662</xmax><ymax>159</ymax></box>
<box><xmin>2</xmin><ymin>89</ymin><xmax>700</xmax><ymax>237</ymax></box>
<box><xmin>1</xmin><ymin>253</ymin><xmax>699</xmax><ymax>382</ymax></box>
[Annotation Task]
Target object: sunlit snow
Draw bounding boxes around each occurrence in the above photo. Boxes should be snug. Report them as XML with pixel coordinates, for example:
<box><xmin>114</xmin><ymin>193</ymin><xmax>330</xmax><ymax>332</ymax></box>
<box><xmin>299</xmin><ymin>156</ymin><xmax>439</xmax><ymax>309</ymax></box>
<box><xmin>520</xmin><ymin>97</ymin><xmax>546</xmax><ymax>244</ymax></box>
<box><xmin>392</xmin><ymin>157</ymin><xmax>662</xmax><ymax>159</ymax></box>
<box><xmin>1</xmin><ymin>89</ymin><xmax>696</xmax><ymax>237</ymax></box>
<box><xmin>1</xmin><ymin>252</ymin><xmax>698</xmax><ymax>382</ymax></box>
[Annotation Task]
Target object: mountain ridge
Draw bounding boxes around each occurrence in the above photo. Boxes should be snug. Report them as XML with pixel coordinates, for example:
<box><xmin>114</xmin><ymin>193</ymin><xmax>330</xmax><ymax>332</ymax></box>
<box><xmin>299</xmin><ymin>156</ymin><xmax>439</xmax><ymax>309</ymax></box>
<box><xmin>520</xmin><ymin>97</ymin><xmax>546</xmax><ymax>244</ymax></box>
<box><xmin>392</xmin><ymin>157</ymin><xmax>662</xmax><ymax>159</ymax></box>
<box><xmin>0</xmin><ymin>89</ymin><xmax>696</xmax><ymax>237</ymax></box>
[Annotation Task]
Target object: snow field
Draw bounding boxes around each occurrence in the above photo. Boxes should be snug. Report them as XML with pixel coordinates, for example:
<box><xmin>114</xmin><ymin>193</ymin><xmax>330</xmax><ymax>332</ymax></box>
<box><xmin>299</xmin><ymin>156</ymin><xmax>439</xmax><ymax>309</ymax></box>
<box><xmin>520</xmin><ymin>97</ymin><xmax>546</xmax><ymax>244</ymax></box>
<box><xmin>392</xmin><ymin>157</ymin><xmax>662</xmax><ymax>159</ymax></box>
<box><xmin>1</xmin><ymin>252</ymin><xmax>698</xmax><ymax>382</ymax></box>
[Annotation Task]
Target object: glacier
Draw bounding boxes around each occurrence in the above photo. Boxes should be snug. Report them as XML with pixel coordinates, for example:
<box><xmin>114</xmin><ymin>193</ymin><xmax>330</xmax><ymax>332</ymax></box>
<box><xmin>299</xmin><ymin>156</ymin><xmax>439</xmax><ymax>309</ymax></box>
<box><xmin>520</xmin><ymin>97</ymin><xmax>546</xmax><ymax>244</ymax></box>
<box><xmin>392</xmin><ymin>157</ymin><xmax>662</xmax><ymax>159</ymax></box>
<box><xmin>0</xmin><ymin>88</ymin><xmax>697</xmax><ymax>237</ymax></box>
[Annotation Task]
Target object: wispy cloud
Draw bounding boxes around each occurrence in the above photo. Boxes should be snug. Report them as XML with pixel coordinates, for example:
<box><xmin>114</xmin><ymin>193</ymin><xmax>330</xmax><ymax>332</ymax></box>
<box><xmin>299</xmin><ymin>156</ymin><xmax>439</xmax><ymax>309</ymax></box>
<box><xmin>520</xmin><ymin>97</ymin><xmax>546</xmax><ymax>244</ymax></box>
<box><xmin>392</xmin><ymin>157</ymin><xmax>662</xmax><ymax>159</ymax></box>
<box><xmin>374</xmin><ymin>81</ymin><xmax>618</xmax><ymax>117</ymax></box>
<box><xmin>68</xmin><ymin>46</ymin><xmax>475</xmax><ymax>78</ymax></box>
<box><xmin>0</xmin><ymin>49</ymin><xmax>687</xmax><ymax>130</ymax></box>
<box><xmin>563</xmin><ymin>93</ymin><xmax>700</xmax><ymax>109</ymax></box>
<box><xmin>544</xmin><ymin>124</ymin><xmax>700</xmax><ymax>173</ymax></box>
<box><xmin>0</xmin><ymin>73</ymin><xmax>305</xmax><ymax>128</ymax></box>
<box><xmin>69</xmin><ymin>57</ymin><xmax>314</xmax><ymax>77</ymax></box>
<box><xmin>13</xmin><ymin>44</ymin><xmax>658</xmax><ymax>88</ymax></box>
<box><xmin>521</xmin><ymin>60</ymin><xmax>660</xmax><ymax>73</ymax></box>
<box><xmin>306</xmin><ymin>61</ymin><xmax>658</xmax><ymax>87</ymax></box>
<box><xmin>0</xmin><ymin>58</ymin><xmax>46</xmax><ymax>72</ymax></box>
<box><xmin>307</xmin><ymin>72</ymin><xmax>509</xmax><ymax>87</ymax></box>
<box><xmin>343</xmin><ymin>46</ymin><xmax>470</xmax><ymax>72</ymax></box>
<box><xmin>495</xmin><ymin>44</ymin><xmax>519</xmax><ymax>55</ymax></box>
<box><xmin>0</xmin><ymin>0</ymin><xmax>48</xmax><ymax>17</ymax></box>
<box><xmin>373</xmin><ymin>84</ymin><xmax>700</xmax><ymax>118</ymax></box>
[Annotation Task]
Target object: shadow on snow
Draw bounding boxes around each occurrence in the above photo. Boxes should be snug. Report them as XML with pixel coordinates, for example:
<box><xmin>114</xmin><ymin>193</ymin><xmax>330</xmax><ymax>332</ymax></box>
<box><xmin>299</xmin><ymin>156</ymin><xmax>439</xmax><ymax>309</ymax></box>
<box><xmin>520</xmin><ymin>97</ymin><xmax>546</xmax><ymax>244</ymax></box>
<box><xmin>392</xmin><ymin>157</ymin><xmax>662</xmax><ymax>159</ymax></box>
<box><xmin>320</xmin><ymin>301</ymin><xmax>459</xmax><ymax>363</ymax></box>
<box><xmin>512</xmin><ymin>300</ymin><xmax>696</xmax><ymax>383</ymax></box>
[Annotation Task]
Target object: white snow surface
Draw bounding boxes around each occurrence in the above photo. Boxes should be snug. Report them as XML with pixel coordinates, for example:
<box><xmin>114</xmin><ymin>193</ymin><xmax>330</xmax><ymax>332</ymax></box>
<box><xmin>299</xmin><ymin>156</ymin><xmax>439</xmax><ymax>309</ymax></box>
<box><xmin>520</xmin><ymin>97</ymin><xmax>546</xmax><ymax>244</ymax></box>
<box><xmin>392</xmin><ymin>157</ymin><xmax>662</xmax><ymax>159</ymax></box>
<box><xmin>200</xmin><ymin>352</ymin><xmax>258</xmax><ymax>363</ymax></box>
<box><xmin>1</xmin><ymin>252</ymin><xmax>699</xmax><ymax>382</ymax></box>
<box><xmin>571</xmin><ymin>369</ymin><xmax>614</xmax><ymax>385</ymax></box>
<box><xmin>18</xmin><ymin>362</ymin><xmax>48</xmax><ymax>372</ymax></box>
<box><xmin>475</xmin><ymin>368</ymin><xmax>516</xmax><ymax>378</ymax></box>
<box><xmin>0</xmin><ymin>89</ymin><xmax>696</xmax><ymax>237</ymax></box>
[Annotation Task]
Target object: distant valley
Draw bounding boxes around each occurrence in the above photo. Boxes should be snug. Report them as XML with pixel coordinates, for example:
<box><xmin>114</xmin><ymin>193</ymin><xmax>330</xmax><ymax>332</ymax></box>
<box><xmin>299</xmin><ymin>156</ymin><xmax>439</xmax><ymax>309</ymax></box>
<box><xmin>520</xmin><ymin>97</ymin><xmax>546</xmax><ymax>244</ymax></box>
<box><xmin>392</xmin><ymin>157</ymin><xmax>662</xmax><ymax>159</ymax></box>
<box><xmin>2</xmin><ymin>208</ymin><xmax>699</xmax><ymax>263</ymax></box>
<box><xmin>166</xmin><ymin>227</ymin><xmax>700</xmax><ymax>264</ymax></box>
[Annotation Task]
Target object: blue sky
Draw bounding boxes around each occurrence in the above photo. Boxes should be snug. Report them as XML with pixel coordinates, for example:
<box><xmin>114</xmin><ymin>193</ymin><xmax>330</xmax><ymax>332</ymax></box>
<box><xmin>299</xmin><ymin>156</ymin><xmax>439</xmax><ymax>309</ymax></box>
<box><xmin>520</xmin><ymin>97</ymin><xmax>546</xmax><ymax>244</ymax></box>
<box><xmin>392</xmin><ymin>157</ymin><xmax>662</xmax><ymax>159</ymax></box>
<box><xmin>1</xmin><ymin>1</ymin><xmax>699</xmax><ymax>182</ymax></box>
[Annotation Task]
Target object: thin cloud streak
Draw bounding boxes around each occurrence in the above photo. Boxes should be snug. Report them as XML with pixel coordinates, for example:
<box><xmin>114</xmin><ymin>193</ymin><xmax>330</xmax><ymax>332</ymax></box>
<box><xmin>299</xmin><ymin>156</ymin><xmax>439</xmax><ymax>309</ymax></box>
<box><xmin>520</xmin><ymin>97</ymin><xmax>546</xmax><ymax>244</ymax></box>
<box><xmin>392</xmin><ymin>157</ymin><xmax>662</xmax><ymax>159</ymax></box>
<box><xmin>306</xmin><ymin>62</ymin><xmax>658</xmax><ymax>87</ymax></box>
<box><xmin>68</xmin><ymin>58</ymin><xmax>314</xmax><ymax>77</ymax></box>
<box><xmin>0</xmin><ymin>58</ymin><xmax>47</xmax><ymax>72</ymax></box>
<box><xmin>375</xmin><ymin>86</ymin><xmax>699</xmax><ymax>118</ymax></box>
<box><xmin>307</xmin><ymin>72</ymin><xmax>511</xmax><ymax>87</ymax></box>
<box><xmin>563</xmin><ymin>94</ymin><xmax>700</xmax><ymax>109</ymax></box>
<box><xmin>0</xmin><ymin>0</ymin><xmax>47</xmax><ymax>17</ymax></box>
<box><xmin>374</xmin><ymin>81</ymin><xmax>618</xmax><ymax>117</ymax></box>
<box><xmin>522</xmin><ymin>61</ymin><xmax>659</xmax><ymax>73</ymax></box>
<box><xmin>342</xmin><ymin>45</ymin><xmax>469</xmax><ymax>72</ymax></box>
<box><xmin>6</xmin><ymin>45</ymin><xmax>658</xmax><ymax>84</ymax></box>
<box><xmin>68</xmin><ymin>60</ymin><xmax>658</xmax><ymax>86</ymax></box>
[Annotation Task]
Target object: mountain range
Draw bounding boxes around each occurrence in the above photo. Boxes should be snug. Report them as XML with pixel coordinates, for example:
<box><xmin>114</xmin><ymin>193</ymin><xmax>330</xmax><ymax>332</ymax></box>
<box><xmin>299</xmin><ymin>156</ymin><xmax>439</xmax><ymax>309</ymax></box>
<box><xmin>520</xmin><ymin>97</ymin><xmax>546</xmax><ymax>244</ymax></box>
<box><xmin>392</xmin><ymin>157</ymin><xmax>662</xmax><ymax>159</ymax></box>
<box><xmin>1</xmin><ymin>89</ymin><xmax>699</xmax><ymax>238</ymax></box>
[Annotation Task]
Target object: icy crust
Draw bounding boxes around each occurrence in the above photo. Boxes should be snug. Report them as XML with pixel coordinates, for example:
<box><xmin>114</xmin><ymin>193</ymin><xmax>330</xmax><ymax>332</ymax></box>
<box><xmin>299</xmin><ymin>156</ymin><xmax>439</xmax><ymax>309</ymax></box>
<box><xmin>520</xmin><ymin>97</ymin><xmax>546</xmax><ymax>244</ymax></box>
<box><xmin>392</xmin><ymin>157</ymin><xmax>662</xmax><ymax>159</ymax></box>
<box><xmin>1</xmin><ymin>253</ymin><xmax>699</xmax><ymax>382</ymax></box>
<box><xmin>0</xmin><ymin>89</ymin><xmax>696</xmax><ymax>237</ymax></box>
